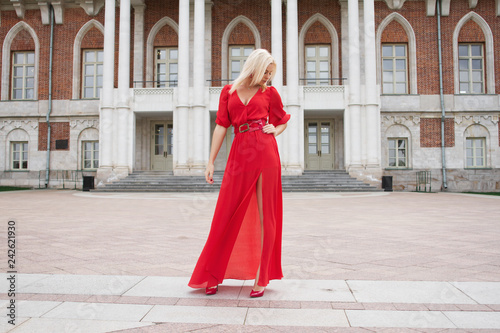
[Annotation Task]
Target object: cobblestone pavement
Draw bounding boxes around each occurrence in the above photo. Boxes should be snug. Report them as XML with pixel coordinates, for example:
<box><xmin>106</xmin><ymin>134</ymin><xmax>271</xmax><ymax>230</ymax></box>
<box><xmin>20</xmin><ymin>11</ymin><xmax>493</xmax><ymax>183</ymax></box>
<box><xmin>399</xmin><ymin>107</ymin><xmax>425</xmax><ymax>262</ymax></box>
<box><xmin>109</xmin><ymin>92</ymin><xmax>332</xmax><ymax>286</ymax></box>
<box><xmin>0</xmin><ymin>190</ymin><xmax>499</xmax><ymax>332</ymax></box>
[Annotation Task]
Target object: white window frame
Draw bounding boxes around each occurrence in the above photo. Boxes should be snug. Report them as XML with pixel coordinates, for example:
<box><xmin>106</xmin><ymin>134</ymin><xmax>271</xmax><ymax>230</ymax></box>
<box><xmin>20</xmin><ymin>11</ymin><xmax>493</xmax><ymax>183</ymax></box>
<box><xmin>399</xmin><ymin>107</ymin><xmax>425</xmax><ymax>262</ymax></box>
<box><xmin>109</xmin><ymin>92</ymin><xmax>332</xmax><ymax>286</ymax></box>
<box><xmin>229</xmin><ymin>45</ymin><xmax>254</xmax><ymax>81</ymax></box>
<box><xmin>305</xmin><ymin>45</ymin><xmax>331</xmax><ymax>86</ymax></box>
<box><xmin>388</xmin><ymin>138</ymin><xmax>408</xmax><ymax>168</ymax></box>
<box><xmin>12</xmin><ymin>51</ymin><xmax>35</xmax><ymax>100</ymax></box>
<box><xmin>82</xmin><ymin>141</ymin><xmax>99</xmax><ymax>170</ymax></box>
<box><xmin>458</xmin><ymin>43</ymin><xmax>484</xmax><ymax>94</ymax></box>
<box><xmin>465</xmin><ymin>137</ymin><xmax>486</xmax><ymax>168</ymax></box>
<box><xmin>154</xmin><ymin>47</ymin><xmax>178</xmax><ymax>88</ymax></box>
<box><xmin>82</xmin><ymin>49</ymin><xmax>103</xmax><ymax>99</ymax></box>
<box><xmin>11</xmin><ymin>141</ymin><xmax>28</xmax><ymax>170</ymax></box>
<box><xmin>381</xmin><ymin>44</ymin><xmax>408</xmax><ymax>94</ymax></box>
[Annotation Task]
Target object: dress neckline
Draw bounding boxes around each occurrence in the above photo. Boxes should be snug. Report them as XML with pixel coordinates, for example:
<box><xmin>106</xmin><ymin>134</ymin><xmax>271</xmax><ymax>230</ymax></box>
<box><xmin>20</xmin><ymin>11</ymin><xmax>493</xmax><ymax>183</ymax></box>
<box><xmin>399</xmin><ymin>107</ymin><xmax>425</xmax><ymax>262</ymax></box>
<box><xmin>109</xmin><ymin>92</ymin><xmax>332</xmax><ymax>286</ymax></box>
<box><xmin>236</xmin><ymin>87</ymin><xmax>261</xmax><ymax>106</ymax></box>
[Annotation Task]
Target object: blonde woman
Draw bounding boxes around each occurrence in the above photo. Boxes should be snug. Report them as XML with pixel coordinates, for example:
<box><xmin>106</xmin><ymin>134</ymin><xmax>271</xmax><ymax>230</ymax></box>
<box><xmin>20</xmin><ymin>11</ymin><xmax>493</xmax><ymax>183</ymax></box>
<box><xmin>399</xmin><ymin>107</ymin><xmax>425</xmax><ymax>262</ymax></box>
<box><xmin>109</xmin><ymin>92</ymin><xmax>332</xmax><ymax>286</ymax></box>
<box><xmin>188</xmin><ymin>49</ymin><xmax>290</xmax><ymax>298</ymax></box>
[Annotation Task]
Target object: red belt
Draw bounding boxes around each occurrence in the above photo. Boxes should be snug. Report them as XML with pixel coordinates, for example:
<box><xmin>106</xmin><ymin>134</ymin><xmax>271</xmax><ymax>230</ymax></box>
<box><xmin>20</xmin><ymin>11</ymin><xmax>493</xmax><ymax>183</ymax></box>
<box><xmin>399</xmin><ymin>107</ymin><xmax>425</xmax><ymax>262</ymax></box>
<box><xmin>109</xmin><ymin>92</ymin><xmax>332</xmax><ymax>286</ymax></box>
<box><xmin>234</xmin><ymin>119</ymin><xmax>265</xmax><ymax>134</ymax></box>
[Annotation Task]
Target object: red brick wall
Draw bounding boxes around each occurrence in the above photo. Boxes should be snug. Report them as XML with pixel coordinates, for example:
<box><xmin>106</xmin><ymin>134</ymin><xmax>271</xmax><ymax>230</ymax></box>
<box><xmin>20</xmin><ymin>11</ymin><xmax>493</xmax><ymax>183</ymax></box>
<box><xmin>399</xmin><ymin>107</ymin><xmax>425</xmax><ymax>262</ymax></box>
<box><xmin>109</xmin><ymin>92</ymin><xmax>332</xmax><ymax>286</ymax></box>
<box><xmin>304</xmin><ymin>21</ymin><xmax>332</xmax><ymax>44</ymax></box>
<box><xmin>10</xmin><ymin>29</ymin><xmax>36</xmax><ymax>50</ymax></box>
<box><xmin>380</xmin><ymin>21</ymin><xmax>409</xmax><ymax>43</ymax></box>
<box><xmin>420</xmin><ymin>118</ymin><xmax>455</xmax><ymax>148</ymax></box>
<box><xmin>38</xmin><ymin>122</ymin><xmax>70</xmax><ymax>151</ymax></box>
<box><xmin>458</xmin><ymin>20</ymin><xmax>485</xmax><ymax>42</ymax></box>
<box><xmin>153</xmin><ymin>25</ymin><xmax>177</xmax><ymax>47</ymax></box>
<box><xmin>81</xmin><ymin>27</ymin><xmax>104</xmax><ymax>49</ymax></box>
<box><xmin>228</xmin><ymin>23</ymin><xmax>255</xmax><ymax>45</ymax></box>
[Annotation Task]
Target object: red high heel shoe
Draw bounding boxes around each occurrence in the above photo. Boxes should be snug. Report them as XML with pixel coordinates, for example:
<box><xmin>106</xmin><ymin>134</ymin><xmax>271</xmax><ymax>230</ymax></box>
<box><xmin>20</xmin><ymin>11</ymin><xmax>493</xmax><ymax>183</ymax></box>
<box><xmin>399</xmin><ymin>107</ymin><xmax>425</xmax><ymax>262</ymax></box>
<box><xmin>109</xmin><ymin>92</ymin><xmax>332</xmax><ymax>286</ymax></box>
<box><xmin>250</xmin><ymin>288</ymin><xmax>265</xmax><ymax>298</ymax></box>
<box><xmin>205</xmin><ymin>285</ymin><xmax>218</xmax><ymax>295</ymax></box>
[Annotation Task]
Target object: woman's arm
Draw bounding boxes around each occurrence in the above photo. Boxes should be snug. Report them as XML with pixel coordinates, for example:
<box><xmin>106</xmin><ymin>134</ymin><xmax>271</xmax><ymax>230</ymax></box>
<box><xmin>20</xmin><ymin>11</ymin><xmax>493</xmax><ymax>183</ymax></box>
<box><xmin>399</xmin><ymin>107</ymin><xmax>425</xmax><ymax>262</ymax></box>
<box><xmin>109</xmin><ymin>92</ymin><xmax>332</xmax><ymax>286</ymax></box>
<box><xmin>205</xmin><ymin>124</ymin><xmax>228</xmax><ymax>184</ymax></box>
<box><xmin>262</xmin><ymin>123</ymin><xmax>287</xmax><ymax>137</ymax></box>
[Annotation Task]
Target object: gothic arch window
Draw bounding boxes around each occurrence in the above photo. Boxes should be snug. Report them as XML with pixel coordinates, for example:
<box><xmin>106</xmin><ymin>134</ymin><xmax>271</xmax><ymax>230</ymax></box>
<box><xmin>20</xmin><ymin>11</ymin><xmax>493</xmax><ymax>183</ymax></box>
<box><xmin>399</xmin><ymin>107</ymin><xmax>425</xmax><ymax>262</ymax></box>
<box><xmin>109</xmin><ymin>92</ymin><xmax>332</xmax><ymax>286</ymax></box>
<box><xmin>1</xmin><ymin>22</ymin><xmax>40</xmax><ymax>100</ymax></box>
<box><xmin>299</xmin><ymin>14</ymin><xmax>339</xmax><ymax>85</ymax></box>
<box><xmin>221</xmin><ymin>16</ymin><xmax>261</xmax><ymax>82</ymax></box>
<box><xmin>72</xmin><ymin>20</ymin><xmax>104</xmax><ymax>99</ymax></box>
<box><xmin>453</xmin><ymin>12</ymin><xmax>495</xmax><ymax>95</ymax></box>
<box><xmin>376</xmin><ymin>13</ymin><xmax>417</xmax><ymax>94</ymax></box>
<box><xmin>146</xmin><ymin>17</ymin><xmax>179</xmax><ymax>88</ymax></box>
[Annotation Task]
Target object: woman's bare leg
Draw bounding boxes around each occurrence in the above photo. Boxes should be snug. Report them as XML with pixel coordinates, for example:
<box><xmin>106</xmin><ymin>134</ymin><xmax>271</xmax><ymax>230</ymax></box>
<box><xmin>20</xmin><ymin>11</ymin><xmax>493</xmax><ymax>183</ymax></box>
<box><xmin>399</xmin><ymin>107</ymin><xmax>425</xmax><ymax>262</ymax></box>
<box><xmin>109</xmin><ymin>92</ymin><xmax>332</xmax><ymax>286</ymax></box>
<box><xmin>253</xmin><ymin>173</ymin><xmax>265</xmax><ymax>291</ymax></box>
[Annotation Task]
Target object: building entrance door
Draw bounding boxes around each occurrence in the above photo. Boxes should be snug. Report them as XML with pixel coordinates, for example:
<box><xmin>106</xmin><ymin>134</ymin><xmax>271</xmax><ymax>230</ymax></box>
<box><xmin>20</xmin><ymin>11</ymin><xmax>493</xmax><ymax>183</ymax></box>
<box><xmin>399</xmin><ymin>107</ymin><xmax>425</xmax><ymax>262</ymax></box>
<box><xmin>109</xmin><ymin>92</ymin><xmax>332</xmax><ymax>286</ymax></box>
<box><xmin>151</xmin><ymin>122</ymin><xmax>173</xmax><ymax>171</ymax></box>
<box><xmin>305</xmin><ymin>120</ymin><xmax>334</xmax><ymax>170</ymax></box>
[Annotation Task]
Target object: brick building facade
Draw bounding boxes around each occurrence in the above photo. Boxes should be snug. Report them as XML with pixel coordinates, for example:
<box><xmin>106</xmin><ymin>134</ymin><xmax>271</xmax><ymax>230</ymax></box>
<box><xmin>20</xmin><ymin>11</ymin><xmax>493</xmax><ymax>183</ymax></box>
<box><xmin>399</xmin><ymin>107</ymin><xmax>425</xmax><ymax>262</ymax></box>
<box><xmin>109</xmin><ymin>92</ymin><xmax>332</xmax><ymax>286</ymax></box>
<box><xmin>0</xmin><ymin>0</ymin><xmax>499</xmax><ymax>191</ymax></box>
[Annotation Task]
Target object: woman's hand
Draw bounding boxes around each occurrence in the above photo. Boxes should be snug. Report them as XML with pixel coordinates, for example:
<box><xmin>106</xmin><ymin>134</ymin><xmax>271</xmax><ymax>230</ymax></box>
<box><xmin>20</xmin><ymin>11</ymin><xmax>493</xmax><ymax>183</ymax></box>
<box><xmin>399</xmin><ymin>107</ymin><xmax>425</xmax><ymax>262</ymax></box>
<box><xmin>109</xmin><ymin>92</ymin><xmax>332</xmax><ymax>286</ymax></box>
<box><xmin>262</xmin><ymin>124</ymin><xmax>277</xmax><ymax>136</ymax></box>
<box><xmin>205</xmin><ymin>163</ymin><xmax>215</xmax><ymax>184</ymax></box>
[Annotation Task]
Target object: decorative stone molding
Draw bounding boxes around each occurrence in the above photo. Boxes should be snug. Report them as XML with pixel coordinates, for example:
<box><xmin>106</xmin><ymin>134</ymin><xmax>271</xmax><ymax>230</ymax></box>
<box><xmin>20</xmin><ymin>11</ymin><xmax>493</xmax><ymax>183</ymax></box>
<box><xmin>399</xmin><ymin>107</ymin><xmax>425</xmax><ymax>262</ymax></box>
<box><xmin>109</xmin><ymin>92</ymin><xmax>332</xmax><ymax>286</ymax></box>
<box><xmin>382</xmin><ymin>115</ymin><xmax>420</xmax><ymax>126</ymax></box>
<box><xmin>39</xmin><ymin>1</ymin><xmax>65</xmax><ymax>24</ymax></box>
<box><xmin>455</xmin><ymin>115</ymin><xmax>499</xmax><ymax>125</ymax></box>
<box><xmin>209</xmin><ymin>87</ymin><xmax>223</xmax><ymax>94</ymax></box>
<box><xmin>76</xmin><ymin>0</ymin><xmax>105</xmax><ymax>16</ymax></box>
<box><xmin>134</xmin><ymin>88</ymin><xmax>174</xmax><ymax>95</ymax></box>
<box><xmin>469</xmin><ymin>0</ymin><xmax>478</xmax><ymax>8</ymax></box>
<box><xmin>0</xmin><ymin>120</ymin><xmax>38</xmax><ymax>130</ymax></box>
<box><xmin>384</xmin><ymin>0</ymin><xmax>407</xmax><ymax>10</ymax></box>
<box><xmin>303</xmin><ymin>86</ymin><xmax>344</xmax><ymax>93</ymax></box>
<box><xmin>69</xmin><ymin>119</ymin><xmax>99</xmax><ymax>129</ymax></box>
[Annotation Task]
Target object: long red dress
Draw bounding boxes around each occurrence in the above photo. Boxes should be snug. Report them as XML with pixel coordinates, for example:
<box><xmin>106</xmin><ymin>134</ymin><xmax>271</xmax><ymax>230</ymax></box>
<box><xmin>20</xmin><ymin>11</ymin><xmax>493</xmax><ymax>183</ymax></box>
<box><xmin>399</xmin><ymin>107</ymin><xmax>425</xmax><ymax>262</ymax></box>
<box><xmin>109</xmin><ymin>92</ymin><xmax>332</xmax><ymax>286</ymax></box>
<box><xmin>188</xmin><ymin>84</ymin><xmax>291</xmax><ymax>289</ymax></box>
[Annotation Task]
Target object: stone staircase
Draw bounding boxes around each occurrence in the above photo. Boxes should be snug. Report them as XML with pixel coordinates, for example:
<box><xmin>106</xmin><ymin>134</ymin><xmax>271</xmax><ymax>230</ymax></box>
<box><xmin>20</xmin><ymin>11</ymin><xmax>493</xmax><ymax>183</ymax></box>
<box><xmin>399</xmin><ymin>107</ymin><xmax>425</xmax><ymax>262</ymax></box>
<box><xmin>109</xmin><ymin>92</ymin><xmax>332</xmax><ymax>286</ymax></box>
<box><xmin>94</xmin><ymin>170</ymin><xmax>379</xmax><ymax>192</ymax></box>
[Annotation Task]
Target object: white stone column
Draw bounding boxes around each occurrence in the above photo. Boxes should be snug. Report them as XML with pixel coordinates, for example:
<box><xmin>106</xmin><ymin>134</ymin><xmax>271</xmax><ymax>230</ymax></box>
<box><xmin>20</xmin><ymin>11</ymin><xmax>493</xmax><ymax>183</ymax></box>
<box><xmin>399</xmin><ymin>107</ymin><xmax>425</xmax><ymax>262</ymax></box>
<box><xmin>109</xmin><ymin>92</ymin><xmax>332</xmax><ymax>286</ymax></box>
<box><xmin>348</xmin><ymin>0</ymin><xmax>362</xmax><ymax>168</ymax></box>
<box><xmin>192</xmin><ymin>0</ymin><xmax>205</xmax><ymax>172</ymax></box>
<box><xmin>97</xmin><ymin>0</ymin><xmax>115</xmax><ymax>183</ymax></box>
<box><xmin>272</xmin><ymin>0</ymin><xmax>286</xmax><ymax>164</ymax></box>
<box><xmin>175</xmin><ymin>0</ymin><xmax>190</xmax><ymax>174</ymax></box>
<box><xmin>133</xmin><ymin>3</ymin><xmax>145</xmax><ymax>88</ymax></box>
<box><xmin>115</xmin><ymin>0</ymin><xmax>131</xmax><ymax>176</ymax></box>
<box><xmin>363</xmin><ymin>0</ymin><xmax>380</xmax><ymax>168</ymax></box>
<box><xmin>272</xmin><ymin>0</ymin><xmax>283</xmax><ymax>92</ymax></box>
<box><xmin>285</xmin><ymin>0</ymin><xmax>301</xmax><ymax>174</ymax></box>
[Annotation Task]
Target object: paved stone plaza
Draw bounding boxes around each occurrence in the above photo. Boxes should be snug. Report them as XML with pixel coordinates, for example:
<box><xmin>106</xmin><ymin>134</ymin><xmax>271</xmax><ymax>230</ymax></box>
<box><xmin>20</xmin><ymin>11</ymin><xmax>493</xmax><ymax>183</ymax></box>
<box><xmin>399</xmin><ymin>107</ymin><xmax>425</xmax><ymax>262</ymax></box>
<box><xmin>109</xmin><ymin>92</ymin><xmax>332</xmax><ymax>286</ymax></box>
<box><xmin>0</xmin><ymin>189</ymin><xmax>499</xmax><ymax>332</ymax></box>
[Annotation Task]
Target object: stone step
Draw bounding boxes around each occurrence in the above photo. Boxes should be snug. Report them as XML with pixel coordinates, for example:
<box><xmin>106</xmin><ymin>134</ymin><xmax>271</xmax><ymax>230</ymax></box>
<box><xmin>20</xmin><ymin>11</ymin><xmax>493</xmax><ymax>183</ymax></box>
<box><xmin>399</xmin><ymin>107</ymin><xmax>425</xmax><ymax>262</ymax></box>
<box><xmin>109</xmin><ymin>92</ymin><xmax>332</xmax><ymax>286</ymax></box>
<box><xmin>94</xmin><ymin>170</ymin><xmax>380</xmax><ymax>192</ymax></box>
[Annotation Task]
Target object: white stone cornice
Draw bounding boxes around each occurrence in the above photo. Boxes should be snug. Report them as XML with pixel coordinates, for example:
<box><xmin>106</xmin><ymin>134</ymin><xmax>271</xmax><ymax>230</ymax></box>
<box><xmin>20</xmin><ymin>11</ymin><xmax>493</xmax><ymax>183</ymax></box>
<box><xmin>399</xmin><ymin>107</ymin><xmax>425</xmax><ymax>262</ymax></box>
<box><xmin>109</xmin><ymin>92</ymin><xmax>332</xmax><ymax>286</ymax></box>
<box><xmin>11</xmin><ymin>0</ymin><xmax>25</xmax><ymax>19</ymax></box>
<box><xmin>51</xmin><ymin>0</ymin><xmax>65</xmax><ymax>24</ymax></box>
<box><xmin>38</xmin><ymin>2</ymin><xmax>50</xmax><ymax>24</ymax></box>
<box><xmin>440</xmin><ymin>0</ymin><xmax>450</xmax><ymax>16</ymax></box>
<box><xmin>384</xmin><ymin>0</ymin><xmax>407</xmax><ymax>10</ymax></box>
<box><xmin>497</xmin><ymin>0</ymin><xmax>500</xmax><ymax>16</ymax></box>
<box><xmin>426</xmin><ymin>0</ymin><xmax>436</xmax><ymax>16</ymax></box>
<box><xmin>468</xmin><ymin>0</ymin><xmax>478</xmax><ymax>8</ymax></box>
<box><xmin>76</xmin><ymin>0</ymin><xmax>105</xmax><ymax>16</ymax></box>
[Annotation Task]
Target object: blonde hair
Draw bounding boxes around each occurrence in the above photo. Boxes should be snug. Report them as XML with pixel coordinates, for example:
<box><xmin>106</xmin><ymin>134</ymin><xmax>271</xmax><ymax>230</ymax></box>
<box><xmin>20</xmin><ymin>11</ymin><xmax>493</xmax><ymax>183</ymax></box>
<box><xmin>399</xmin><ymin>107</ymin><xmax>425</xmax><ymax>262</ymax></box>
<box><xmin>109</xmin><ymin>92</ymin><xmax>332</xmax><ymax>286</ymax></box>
<box><xmin>229</xmin><ymin>49</ymin><xmax>276</xmax><ymax>94</ymax></box>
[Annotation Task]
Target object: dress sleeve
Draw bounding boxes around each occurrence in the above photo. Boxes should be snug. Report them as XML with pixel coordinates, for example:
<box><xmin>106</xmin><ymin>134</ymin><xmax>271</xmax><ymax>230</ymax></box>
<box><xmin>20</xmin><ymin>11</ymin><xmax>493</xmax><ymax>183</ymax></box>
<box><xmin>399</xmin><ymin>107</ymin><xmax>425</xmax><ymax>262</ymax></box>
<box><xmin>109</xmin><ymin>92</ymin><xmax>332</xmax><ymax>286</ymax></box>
<box><xmin>268</xmin><ymin>86</ymin><xmax>291</xmax><ymax>127</ymax></box>
<box><xmin>215</xmin><ymin>85</ymin><xmax>231</xmax><ymax>128</ymax></box>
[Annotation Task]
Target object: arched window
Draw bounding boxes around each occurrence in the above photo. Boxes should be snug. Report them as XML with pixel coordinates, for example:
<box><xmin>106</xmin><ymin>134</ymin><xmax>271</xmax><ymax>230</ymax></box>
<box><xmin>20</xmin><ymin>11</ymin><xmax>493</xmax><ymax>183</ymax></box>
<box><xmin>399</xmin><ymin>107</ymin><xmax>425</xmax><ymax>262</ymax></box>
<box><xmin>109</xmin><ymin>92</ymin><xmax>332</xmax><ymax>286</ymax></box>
<box><xmin>376</xmin><ymin>13</ymin><xmax>417</xmax><ymax>94</ymax></box>
<box><xmin>221</xmin><ymin>16</ymin><xmax>261</xmax><ymax>83</ymax></box>
<box><xmin>453</xmin><ymin>12</ymin><xmax>495</xmax><ymax>94</ymax></box>
<box><xmin>299</xmin><ymin>14</ymin><xmax>339</xmax><ymax>85</ymax></box>
<box><xmin>72</xmin><ymin>20</ymin><xmax>104</xmax><ymax>99</ymax></box>
<box><xmin>1</xmin><ymin>22</ymin><xmax>40</xmax><ymax>100</ymax></box>
<box><xmin>146</xmin><ymin>17</ymin><xmax>179</xmax><ymax>88</ymax></box>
